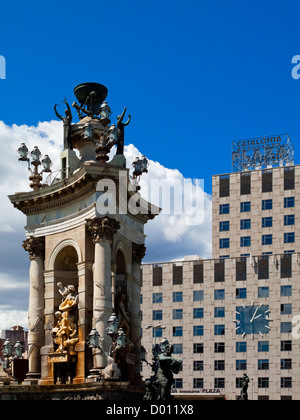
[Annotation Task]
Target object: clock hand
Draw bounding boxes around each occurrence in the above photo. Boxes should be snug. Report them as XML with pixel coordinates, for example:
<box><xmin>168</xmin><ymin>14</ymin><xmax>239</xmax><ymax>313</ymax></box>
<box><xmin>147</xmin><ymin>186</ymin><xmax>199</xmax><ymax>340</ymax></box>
<box><xmin>250</xmin><ymin>307</ymin><xmax>259</xmax><ymax>323</ymax></box>
<box><xmin>253</xmin><ymin>314</ymin><xmax>262</xmax><ymax>321</ymax></box>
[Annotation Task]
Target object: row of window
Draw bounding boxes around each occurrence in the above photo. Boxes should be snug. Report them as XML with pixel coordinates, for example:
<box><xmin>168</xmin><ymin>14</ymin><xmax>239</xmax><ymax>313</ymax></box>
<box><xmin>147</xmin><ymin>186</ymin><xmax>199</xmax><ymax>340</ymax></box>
<box><xmin>149</xmin><ymin>322</ymin><xmax>292</xmax><ymax>337</ymax></box>
<box><xmin>220</xmin><ymin>232</ymin><xmax>295</xmax><ymax>249</ymax></box>
<box><xmin>220</xmin><ymin>215</ymin><xmax>295</xmax><ymax>232</ymax></box>
<box><xmin>178</xmin><ymin>377</ymin><xmax>293</xmax><ymax>390</ymax></box>
<box><xmin>188</xmin><ymin>359</ymin><xmax>293</xmax><ymax>371</ymax></box>
<box><xmin>219</xmin><ymin>167</ymin><xmax>295</xmax><ymax>198</ymax></box>
<box><xmin>191</xmin><ymin>341</ymin><xmax>292</xmax><ymax>354</ymax></box>
<box><xmin>151</xmin><ymin>255</ymin><xmax>293</xmax><ymax>286</ymax></box>
<box><xmin>148</xmin><ymin>285</ymin><xmax>292</xmax><ymax>308</ymax></box>
<box><xmin>219</xmin><ymin>196</ymin><xmax>295</xmax><ymax>215</ymax></box>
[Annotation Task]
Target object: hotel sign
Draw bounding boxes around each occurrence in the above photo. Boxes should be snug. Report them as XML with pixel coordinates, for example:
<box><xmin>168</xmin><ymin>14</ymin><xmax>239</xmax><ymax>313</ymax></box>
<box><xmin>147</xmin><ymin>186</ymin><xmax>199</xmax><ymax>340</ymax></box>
<box><xmin>232</xmin><ymin>134</ymin><xmax>294</xmax><ymax>172</ymax></box>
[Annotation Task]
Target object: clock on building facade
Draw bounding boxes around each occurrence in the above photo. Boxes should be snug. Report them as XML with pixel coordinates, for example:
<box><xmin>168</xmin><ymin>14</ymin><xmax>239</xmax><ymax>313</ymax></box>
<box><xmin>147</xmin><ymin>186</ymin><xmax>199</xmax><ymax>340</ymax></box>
<box><xmin>235</xmin><ymin>303</ymin><xmax>271</xmax><ymax>339</ymax></box>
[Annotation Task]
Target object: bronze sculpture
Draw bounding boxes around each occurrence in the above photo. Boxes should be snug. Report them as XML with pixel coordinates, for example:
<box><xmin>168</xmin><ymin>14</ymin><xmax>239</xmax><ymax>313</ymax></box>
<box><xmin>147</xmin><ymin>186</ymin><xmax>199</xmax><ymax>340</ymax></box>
<box><xmin>240</xmin><ymin>373</ymin><xmax>250</xmax><ymax>400</ymax></box>
<box><xmin>54</xmin><ymin>100</ymin><xmax>73</xmax><ymax>150</ymax></box>
<box><xmin>116</xmin><ymin>107</ymin><xmax>131</xmax><ymax>155</ymax></box>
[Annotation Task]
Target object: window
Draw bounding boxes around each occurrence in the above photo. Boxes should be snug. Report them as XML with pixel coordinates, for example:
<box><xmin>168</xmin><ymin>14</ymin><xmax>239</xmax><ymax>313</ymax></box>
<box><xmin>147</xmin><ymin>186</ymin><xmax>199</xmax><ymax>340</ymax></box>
<box><xmin>215</xmin><ymin>307</ymin><xmax>225</xmax><ymax>318</ymax></box>
<box><xmin>281</xmin><ymin>285</ymin><xmax>292</xmax><ymax>297</ymax></box>
<box><xmin>281</xmin><ymin>304</ymin><xmax>292</xmax><ymax>315</ymax></box>
<box><xmin>258</xmin><ymin>378</ymin><xmax>269</xmax><ymax>388</ymax></box>
<box><xmin>174</xmin><ymin>379</ymin><xmax>183</xmax><ymax>389</ymax></box>
<box><xmin>258</xmin><ymin>287</ymin><xmax>269</xmax><ymax>298</ymax></box>
<box><xmin>258</xmin><ymin>256</ymin><xmax>269</xmax><ymax>280</ymax></box>
<box><xmin>281</xmin><ymin>322</ymin><xmax>292</xmax><ymax>333</ymax></box>
<box><xmin>173</xmin><ymin>292</ymin><xmax>183</xmax><ymax>302</ymax></box>
<box><xmin>194</xmin><ymin>290</ymin><xmax>204</xmax><ymax>302</ymax></box>
<box><xmin>153</xmin><ymin>265</ymin><xmax>162</xmax><ymax>286</ymax></box>
<box><xmin>173</xmin><ymin>327</ymin><xmax>183</xmax><ymax>337</ymax></box>
<box><xmin>173</xmin><ymin>264</ymin><xmax>183</xmax><ymax>285</ymax></box>
<box><xmin>220</xmin><ymin>204</ymin><xmax>230</xmax><ymax>215</ymax></box>
<box><xmin>193</xmin><ymin>263</ymin><xmax>204</xmax><ymax>284</ymax></box>
<box><xmin>281</xmin><ymin>255</ymin><xmax>292</xmax><ymax>278</ymax></box>
<box><xmin>241</xmin><ymin>173</ymin><xmax>251</xmax><ymax>195</ymax></box>
<box><xmin>236</xmin><ymin>258</ymin><xmax>247</xmax><ymax>281</ymax></box>
<box><xmin>215</xmin><ymin>289</ymin><xmax>225</xmax><ymax>300</ymax></box>
<box><xmin>215</xmin><ymin>378</ymin><xmax>225</xmax><ymax>389</ymax></box>
<box><xmin>258</xmin><ymin>360</ymin><xmax>269</xmax><ymax>370</ymax></box>
<box><xmin>153</xmin><ymin>293</ymin><xmax>163</xmax><ymax>304</ymax></box>
<box><xmin>215</xmin><ymin>360</ymin><xmax>225</xmax><ymax>371</ymax></box>
<box><xmin>284</xmin><ymin>233</ymin><xmax>295</xmax><ymax>244</ymax></box>
<box><xmin>236</xmin><ymin>288</ymin><xmax>247</xmax><ymax>299</ymax></box>
<box><xmin>193</xmin><ymin>308</ymin><xmax>204</xmax><ymax>319</ymax></box>
<box><xmin>153</xmin><ymin>310</ymin><xmax>163</xmax><ymax>321</ymax></box>
<box><xmin>281</xmin><ymin>359</ymin><xmax>292</xmax><ymax>370</ymax></box>
<box><xmin>173</xmin><ymin>344</ymin><xmax>183</xmax><ymax>354</ymax></box>
<box><xmin>241</xmin><ymin>236</ymin><xmax>251</xmax><ymax>247</ymax></box>
<box><xmin>193</xmin><ymin>361</ymin><xmax>204</xmax><ymax>371</ymax></box>
<box><xmin>236</xmin><ymin>342</ymin><xmax>247</xmax><ymax>353</ymax></box>
<box><xmin>284</xmin><ymin>167</ymin><xmax>295</xmax><ymax>190</ymax></box>
<box><xmin>284</xmin><ymin>215</ymin><xmax>295</xmax><ymax>226</ymax></box>
<box><xmin>173</xmin><ymin>309</ymin><xmax>183</xmax><ymax>320</ymax></box>
<box><xmin>215</xmin><ymin>260</ymin><xmax>225</xmax><ymax>282</ymax></box>
<box><xmin>220</xmin><ymin>238</ymin><xmax>230</xmax><ymax>249</ymax></box>
<box><xmin>215</xmin><ymin>325</ymin><xmax>225</xmax><ymax>335</ymax></box>
<box><xmin>262</xmin><ymin>234</ymin><xmax>273</xmax><ymax>246</ymax></box>
<box><xmin>281</xmin><ymin>341</ymin><xmax>292</xmax><ymax>352</ymax></box>
<box><xmin>281</xmin><ymin>377</ymin><xmax>292</xmax><ymax>388</ymax></box>
<box><xmin>215</xmin><ymin>342</ymin><xmax>225</xmax><ymax>353</ymax></box>
<box><xmin>236</xmin><ymin>360</ymin><xmax>247</xmax><ymax>371</ymax></box>
<box><xmin>220</xmin><ymin>175</ymin><xmax>230</xmax><ymax>197</ymax></box>
<box><xmin>284</xmin><ymin>197</ymin><xmax>295</xmax><ymax>208</ymax></box>
<box><xmin>262</xmin><ymin>199</ymin><xmax>273</xmax><ymax>210</ymax></box>
<box><xmin>194</xmin><ymin>378</ymin><xmax>204</xmax><ymax>389</ymax></box>
<box><xmin>262</xmin><ymin>171</ymin><xmax>273</xmax><ymax>193</ymax></box>
<box><xmin>258</xmin><ymin>341</ymin><xmax>269</xmax><ymax>352</ymax></box>
<box><xmin>194</xmin><ymin>326</ymin><xmax>204</xmax><ymax>336</ymax></box>
<box><xmin>241</xmin><ymin>201</ymin><xmax>251</xmax><ymax>213</ymax></box>
<box><xmin>262</xmin><ymin>217</ymin><xmax>273</xmax><ymax>228</ymax></box>
<box><xmin>241</xmin><ymin>219</ymin><xmax>251</xmax><ymax>230</ymax></box>
<box><xmin>193</xmin><ymin>343</ymin><xmax>204</xmax><ymax>354</ymax></box>
<box><xmin>153</xmin><ymin>327</ymin><xmax>164</xmax><ymax>338</ymax></box>
<box><xmin>220</xmin><ymin>221</ymin><xmax>230</xmax><ymax>232</ymax></box>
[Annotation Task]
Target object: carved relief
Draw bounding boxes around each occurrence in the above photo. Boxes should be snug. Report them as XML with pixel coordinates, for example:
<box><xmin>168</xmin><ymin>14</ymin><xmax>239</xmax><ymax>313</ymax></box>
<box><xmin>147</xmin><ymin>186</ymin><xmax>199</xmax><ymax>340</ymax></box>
<box><xmin>23</xmin><ymin>236</ymin><xmax>45</xmax><ymax>260</ymax></box>
<box><xmin>86</xmin><ymin>217</ymin><xmax>120</xmax><ymax>243</ymax></box>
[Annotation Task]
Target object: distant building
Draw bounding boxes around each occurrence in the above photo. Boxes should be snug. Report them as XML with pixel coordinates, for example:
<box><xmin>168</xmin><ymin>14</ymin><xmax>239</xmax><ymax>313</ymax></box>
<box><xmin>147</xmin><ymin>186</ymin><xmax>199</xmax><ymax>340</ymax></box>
<box><xmin>141</xmin><ymin>136</ymin><xmax>300</xmax><ymax>400</ymax></box>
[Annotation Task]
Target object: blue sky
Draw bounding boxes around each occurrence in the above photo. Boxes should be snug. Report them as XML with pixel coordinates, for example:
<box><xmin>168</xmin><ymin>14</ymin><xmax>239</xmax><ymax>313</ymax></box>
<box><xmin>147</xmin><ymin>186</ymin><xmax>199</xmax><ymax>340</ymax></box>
<box><xmin>1</xmin><ymin>0</ymin><xmax>300</xmax><ymax>327</ymax></box>
<box><xmin>1</xmin><ymin>0</ymin><xmax>300</xmax><ymax>192</ymax></box>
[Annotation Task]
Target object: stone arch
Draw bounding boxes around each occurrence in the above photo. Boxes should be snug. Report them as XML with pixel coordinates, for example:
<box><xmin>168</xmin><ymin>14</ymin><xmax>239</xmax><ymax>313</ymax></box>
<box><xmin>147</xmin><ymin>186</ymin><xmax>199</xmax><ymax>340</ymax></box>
<box><xmin>49</xmin><ymin>239</ymin><xmax>82</xmax><ymax>271</ymax></box>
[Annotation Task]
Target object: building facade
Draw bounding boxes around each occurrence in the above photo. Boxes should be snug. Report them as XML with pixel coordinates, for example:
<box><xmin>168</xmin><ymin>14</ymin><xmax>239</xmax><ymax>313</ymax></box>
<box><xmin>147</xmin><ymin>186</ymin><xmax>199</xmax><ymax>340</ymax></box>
<box><xmin>212</xmin><ymin>165</ymin><xmax>299</xmax><ymax>259</ymax></box>
<box><xmin>141</xmin><ymin>147</ymin><xmax>300</xmax><ymax>400</ymax></box>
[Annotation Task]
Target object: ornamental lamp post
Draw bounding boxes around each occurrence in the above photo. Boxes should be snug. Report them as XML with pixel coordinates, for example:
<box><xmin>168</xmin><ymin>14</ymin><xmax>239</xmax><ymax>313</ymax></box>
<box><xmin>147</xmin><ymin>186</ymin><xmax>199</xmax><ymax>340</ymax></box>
<box><xmin>87</xmin><ymin>328</ymin><xmax>102</xmax><ymax>350</ymax></box>
<box><xmin>14</xmin><ymin>341</ymin><xmax>23</xmax><ymax>359</ymax></box>
<box><xmin>17</xmin><ymin>144</ymin><xmax>53</xmax><ymax>191</ymax></box>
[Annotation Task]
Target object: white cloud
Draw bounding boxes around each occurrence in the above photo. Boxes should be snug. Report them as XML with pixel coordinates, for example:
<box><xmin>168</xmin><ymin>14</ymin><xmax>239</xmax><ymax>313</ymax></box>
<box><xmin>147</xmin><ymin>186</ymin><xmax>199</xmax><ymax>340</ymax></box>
<box><xmin>0</xmin><ymin>120</ymin><xmax>212</xmax><ymax>329</ymax></box>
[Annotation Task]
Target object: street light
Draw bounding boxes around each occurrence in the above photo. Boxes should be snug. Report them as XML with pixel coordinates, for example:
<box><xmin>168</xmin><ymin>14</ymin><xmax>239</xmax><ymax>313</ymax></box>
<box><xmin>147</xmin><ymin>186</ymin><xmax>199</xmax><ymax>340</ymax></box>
<box><xmin>17</xmin><ymin>144</ymin><xmax>53</xmax><ymax>190</ymax></box>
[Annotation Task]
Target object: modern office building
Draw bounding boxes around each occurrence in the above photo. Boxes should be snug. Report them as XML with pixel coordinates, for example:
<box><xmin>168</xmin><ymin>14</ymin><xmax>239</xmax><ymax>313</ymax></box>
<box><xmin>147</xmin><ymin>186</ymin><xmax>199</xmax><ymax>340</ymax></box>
<box><xmin>141</xmin><ymin>134</ymin><xmax>300</xmax><ymax>400</ymax></box>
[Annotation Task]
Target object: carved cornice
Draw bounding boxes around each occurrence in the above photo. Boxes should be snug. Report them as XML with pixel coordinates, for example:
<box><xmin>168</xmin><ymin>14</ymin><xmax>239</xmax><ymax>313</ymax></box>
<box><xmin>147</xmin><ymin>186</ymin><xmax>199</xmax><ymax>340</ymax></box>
<box><xmin>23</xmin><ymin>236</ymin><xmax>45</xmax><ymax>260</ymax></box>
<box><xmin>86</xmin><ymin>217</ymin><xmax>120</xmax><ymax>244</ymax></box>
<box><xmin>132</xmin><ymin>243</ymin><xmax>146</xmax><ymax>264</ymax></box>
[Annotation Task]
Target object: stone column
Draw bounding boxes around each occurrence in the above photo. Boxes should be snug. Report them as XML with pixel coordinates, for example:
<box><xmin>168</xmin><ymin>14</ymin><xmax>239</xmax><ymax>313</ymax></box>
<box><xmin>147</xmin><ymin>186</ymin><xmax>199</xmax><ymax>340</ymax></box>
<box><xmin>22</xmin><ymin>236</ymin><xmax>45</xmax><ymax>382</ymax></box>
<box><xmin>131</xmin><ymin>243</ymin><xmax>146</xmax><ymax>381</ymax></box>
<box><xmin>86</xmin><ymin>217</ymin><xmax>120</xmax><ymax>371</ymax></box>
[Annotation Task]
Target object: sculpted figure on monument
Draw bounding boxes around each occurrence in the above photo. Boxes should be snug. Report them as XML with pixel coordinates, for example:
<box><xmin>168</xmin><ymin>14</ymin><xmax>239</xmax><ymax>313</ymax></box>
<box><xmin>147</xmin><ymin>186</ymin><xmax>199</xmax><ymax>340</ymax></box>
<box><xmin>52</xmin><ymin>284</ymin><xmax>79</xmax><ymax>353</ymax></box>
<box><xmin>54</xmin><ymin>100</ymin><xmax>73</xmax><ymax>150</ymax></box>
<box><xmin>240</xmin><ymin>373</ymin><xmax>250</xmax><ymax>400</ymax></box>
<box><xmin>116</xmin><ymin>107</ymin><xmax>131</xmax><ymax>155</ymax></box>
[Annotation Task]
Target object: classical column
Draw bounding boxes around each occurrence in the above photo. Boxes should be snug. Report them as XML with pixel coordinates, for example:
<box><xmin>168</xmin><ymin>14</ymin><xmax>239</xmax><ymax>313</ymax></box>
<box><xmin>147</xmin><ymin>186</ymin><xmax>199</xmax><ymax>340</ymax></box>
<box><xmin>22</xmin><ymin>236</ymin><xmax>45</xmax><ymax>381</ymax></box>
<box><xmin>131</xmin><ymin>243</ymin><xmax>146</xmax><ymax>381</ymax></box>
<box><xmin>86</xmin><ymin>217</ymin><xmax>120</xmax><ymax>371</ymax></box>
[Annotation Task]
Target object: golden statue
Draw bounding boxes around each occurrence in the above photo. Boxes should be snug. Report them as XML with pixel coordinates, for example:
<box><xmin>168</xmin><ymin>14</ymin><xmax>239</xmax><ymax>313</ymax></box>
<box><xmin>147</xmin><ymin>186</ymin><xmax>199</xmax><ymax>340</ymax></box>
<box><xmin>52</xmin><ymin>284</ymin><xmax>79</xmax><ymax>353</ymax></box>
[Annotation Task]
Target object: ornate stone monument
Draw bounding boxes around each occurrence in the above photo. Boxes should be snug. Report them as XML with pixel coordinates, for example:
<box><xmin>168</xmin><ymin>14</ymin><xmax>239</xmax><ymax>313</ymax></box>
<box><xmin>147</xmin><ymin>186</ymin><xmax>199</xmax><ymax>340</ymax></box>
<box><xmin>9</xmin><ymin>82</ymin><xmax>159</xmax><ymax>394</ymax></box>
